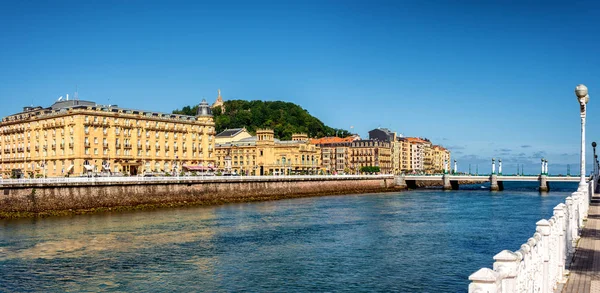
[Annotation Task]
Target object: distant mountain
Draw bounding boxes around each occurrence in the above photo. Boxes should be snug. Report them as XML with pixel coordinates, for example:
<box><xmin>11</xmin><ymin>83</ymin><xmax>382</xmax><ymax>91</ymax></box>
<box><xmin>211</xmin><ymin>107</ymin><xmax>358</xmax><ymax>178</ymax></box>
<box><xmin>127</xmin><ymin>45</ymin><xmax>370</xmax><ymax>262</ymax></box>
<box><xmin>173</xmin><ymin>100</ymin><xmax>351</xmax><ymax>140</ymax></box>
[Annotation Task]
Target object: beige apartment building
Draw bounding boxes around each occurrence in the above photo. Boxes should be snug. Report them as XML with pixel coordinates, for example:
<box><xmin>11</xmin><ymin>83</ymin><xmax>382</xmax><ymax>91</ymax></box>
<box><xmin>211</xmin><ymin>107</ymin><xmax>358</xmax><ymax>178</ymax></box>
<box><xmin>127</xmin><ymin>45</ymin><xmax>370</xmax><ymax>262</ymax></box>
<box><xmin>350</xmin><ymin>139</ymin><xmax>392</xmax><ymax>174</ymax></box>
<box><xmin>431</xmin><ymin>145</ymin><xmax>451</xmax><ymax>173</ymax></box>
<box><xmin>0</xmin><ymin>98</ymin><xmax>216</xmax><ymax>178</ymax></box>
<box><xmin>310</xmin><ymin>136</ymin><xmax>355</xmax><ymax>174</ymax></box>
<box><xmin>215</xmin><ymin>129</ymin><xmax>321</xmax><ymax>175</ymax></box>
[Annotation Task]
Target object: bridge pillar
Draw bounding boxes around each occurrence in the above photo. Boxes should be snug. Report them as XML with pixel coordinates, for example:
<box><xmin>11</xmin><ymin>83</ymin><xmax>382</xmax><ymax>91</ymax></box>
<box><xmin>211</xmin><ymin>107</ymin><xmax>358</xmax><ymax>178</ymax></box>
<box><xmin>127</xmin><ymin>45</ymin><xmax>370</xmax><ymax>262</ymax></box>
<box><xmin>490</xmin><ymin>174</ymin><xmax>499</xmax><ymax>191</ymax></box>
<box><xmin>394</xmin><ymin>175</ymin><xmax>407</xmax><ymax>189</ymax></box>
<box><xmin>539</xmin><ymin>175</ymin><xmax>549</xmax><ymax>192</ymax></box>
<box><xmin>443</xmin><ymin>174</ymin><xmax>452</xmax><ymax>190</ymax></box>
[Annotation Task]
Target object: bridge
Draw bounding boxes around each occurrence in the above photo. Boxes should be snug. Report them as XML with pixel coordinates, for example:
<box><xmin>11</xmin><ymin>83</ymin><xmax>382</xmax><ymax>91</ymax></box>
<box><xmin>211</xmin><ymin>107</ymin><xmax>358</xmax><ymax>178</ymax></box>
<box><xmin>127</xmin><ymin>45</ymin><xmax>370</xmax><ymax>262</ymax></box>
<box><xmin>398</xmin><ymin>174</ymin><xmax>583</xmax><ymax>192</ymax></box>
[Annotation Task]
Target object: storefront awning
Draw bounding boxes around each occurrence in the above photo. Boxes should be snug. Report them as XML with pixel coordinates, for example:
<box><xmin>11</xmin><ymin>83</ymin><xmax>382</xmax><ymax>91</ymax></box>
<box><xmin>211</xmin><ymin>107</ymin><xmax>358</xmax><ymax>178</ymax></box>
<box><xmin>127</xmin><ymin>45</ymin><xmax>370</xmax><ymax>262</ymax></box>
<box><xmin>183</xmin><ymin>165</ymin><xmax>214</xmax><ymax>171</ymax></box>
<box><xmin>84</xmin><ymin>165</ymin><xmax>93</xmax><ymax>171</ymax></box>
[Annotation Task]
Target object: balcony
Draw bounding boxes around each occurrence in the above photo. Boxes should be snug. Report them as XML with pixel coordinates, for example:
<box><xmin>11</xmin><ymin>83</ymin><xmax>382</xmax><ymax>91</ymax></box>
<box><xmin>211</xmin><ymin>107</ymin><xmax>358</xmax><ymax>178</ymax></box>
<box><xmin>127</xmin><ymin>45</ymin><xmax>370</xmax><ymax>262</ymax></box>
<box><xmin>69</xmin><ymin>143</ymin><xmax>74</xmax><ymax>148</ymax></box>
<box><xmin>51</xmin><ymin>144</ymin><xmax>56</xmax><ymax>150</ymax></box>
<box><xmin>60</xmin><ymin>143</ymin><xmax>64</xmax><ymax>149</ymax></box>
<box><xmin>124</xmin><ymin>144</ymin><xmax>132</xmax><ymax>149</ymax></box>
<box><xmin>115</xmin><ymin>143</ymin><xmax>121</xmax><ymax>148</ymax></box>
<box><xmin>84</xmin><ymin>142</ymin><xmax>90</xmax><ymax>147</ymax></box>
<box><xmin>103</xmin><ymin>143</ymin><xmax>108</xmax><ymax>148</ymax></box>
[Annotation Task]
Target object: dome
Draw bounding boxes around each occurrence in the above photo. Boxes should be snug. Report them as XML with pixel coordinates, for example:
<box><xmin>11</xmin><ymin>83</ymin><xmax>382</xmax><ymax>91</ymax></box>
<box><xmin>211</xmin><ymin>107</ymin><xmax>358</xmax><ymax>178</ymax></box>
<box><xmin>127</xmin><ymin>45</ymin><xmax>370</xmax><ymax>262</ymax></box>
<box><xmin>196</xmin><ymin>99</ymin><xmax>213</xmax><ymax>116</ymax></box>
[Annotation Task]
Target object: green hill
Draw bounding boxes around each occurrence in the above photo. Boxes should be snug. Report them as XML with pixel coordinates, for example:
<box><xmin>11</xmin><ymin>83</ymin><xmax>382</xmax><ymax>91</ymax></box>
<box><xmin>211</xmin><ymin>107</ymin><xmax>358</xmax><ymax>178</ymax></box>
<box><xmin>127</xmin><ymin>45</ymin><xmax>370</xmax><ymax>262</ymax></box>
<box><xmin>173</xmin><ymin>100</ymin><xmax>351</xmax><ymax>140</ymax></box>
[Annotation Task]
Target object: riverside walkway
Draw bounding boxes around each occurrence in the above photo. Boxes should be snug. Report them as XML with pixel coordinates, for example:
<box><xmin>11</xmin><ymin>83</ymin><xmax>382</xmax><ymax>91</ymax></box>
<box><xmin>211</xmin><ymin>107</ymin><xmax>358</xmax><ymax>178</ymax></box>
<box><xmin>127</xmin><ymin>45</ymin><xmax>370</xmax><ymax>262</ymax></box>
<box><xmin>562</xmin><ymin>195</ymin><xmax>600</xmax><ymax>293</ymax></box>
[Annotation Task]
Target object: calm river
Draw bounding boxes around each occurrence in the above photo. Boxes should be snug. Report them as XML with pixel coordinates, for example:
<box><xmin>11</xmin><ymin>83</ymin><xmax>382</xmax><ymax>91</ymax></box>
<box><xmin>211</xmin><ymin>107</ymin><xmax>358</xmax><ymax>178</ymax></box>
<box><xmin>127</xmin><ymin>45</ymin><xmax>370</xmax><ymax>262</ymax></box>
<box><xmin>0</xmin><ymin>182</ymin><xmax>576</xmax><ymax>292</ymax></box>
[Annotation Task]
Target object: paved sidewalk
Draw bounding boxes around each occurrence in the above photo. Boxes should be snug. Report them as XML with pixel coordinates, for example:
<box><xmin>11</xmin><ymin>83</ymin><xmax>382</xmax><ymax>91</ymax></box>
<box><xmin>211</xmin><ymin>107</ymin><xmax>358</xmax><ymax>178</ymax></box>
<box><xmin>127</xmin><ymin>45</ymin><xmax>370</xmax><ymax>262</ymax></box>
<box><xmin>562</xmin><ymin>196</ymin><xmax>600</xmax><ymax>293</ymax></box>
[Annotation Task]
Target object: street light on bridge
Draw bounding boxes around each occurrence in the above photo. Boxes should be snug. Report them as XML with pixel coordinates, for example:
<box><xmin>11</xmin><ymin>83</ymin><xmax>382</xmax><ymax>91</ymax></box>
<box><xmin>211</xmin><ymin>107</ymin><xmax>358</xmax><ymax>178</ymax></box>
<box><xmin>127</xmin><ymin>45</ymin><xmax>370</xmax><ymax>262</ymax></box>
<box><xmin>498</xmin><ymin>159</ymin><xmax>502</xmax><ymax>175</ymax></box>
<box><xmin>575</xmin><ymin>84</ymin><xmax>589</xmax><ymax>190</ymax></box>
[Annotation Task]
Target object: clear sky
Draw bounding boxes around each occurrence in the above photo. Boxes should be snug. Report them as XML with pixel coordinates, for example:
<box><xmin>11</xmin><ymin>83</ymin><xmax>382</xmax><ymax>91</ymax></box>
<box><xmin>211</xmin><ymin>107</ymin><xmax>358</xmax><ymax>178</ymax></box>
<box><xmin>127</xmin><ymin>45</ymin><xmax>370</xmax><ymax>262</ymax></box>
<box><xmin>1</xmin><ymin>0</ymin><xmax>599</xmax><ymax>175</ymax></box>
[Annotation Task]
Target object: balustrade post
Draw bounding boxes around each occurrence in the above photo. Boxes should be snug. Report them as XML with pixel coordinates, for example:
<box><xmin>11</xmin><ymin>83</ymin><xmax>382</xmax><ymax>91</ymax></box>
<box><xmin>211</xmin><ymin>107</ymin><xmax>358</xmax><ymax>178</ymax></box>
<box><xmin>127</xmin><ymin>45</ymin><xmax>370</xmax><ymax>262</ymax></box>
<box><xmin>536</xmin><ymin>220</ymin><xmax>551</xmax><ymax>292</ymax></box>
<box><xmin>517</xmin><ymin>244</ymin><xmax>532</xmax><ymax>292</ymax></box>
<box><xmin>469</xmin><ymin>268</ymin><xmax>501</xmax><ymax>293</ymax></box>
<box><xmin>565</xmin><ymin>197</ymin><xmax>576</xmax><ymax>255</ymax></box>
<box><xmin>547</xmin><ymin>217</ymin><xmax>558</xmax><ymax>289</ymax></box>
<box><xmin>554</xmin><ymin>203</ymin><xmax>568</xmax><ymax>283</ymax></box>
<box><xmin>573</xmin><ymin>192</ymin><xmax>584</xmax><ymax>232</ymax></box>
<box><xmin>493</xmin><ymin>250</ymin><xmax>520</xmax><ymax>292</ymax></box>
<box><xmin>528</xmin><ymin>235</ymin><xmax>542</xmax><ymax>292</ymax></box>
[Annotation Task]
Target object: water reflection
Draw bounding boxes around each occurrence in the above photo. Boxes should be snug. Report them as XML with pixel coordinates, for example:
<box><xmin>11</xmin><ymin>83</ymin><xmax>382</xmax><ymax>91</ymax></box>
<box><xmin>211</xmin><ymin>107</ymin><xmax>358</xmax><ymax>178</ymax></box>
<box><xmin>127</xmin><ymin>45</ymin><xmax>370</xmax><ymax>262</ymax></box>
<box><xmin>0</xmin><ymin>182</ymin><xmax>577</xmax><ymax>292</ymax></box>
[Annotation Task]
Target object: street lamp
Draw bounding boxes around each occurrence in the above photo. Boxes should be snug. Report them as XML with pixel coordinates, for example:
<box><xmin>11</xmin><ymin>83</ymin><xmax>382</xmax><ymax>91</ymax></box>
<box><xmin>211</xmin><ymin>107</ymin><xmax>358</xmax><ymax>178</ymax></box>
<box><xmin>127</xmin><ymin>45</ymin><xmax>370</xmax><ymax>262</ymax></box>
<box><xmin>498</xmin><ymin>159</ymin><xmax>502</xmax><ymax>175</ymax></box>
<box><xmin>575</xmin><ymin>84</ymin><xmax>589</xmax><ymax>190</ymax></box>
<box><xmin>541</xmin><ymin>158</ymin><xmax>545</xmax><ymax>175</ymax></box>
<box><xmin>593</xmin><ymin>141</ymin><xmax>597</xmax><ymax>175</ymax></box>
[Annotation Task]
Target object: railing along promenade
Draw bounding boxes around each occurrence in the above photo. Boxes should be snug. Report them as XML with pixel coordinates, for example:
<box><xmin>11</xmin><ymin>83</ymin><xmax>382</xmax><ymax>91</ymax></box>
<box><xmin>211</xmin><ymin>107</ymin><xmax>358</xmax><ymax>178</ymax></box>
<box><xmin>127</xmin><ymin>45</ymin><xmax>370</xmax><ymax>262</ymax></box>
<box><xmin>0</xmin><ymin>174</ymin><xmax>395</xmax><ymax>187</ymax></box>
<box><xmin>467</xmin><ymin>170</ymin><xmax>598</xmax><ymax>292</ymax></box>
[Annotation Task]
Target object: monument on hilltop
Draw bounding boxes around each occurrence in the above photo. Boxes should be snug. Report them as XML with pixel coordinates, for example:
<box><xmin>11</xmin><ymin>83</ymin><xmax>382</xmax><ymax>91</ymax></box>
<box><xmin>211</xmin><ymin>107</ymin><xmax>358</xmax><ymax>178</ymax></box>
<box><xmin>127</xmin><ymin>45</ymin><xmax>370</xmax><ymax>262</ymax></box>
<box><xmin>211</xmin><ymin>89</ymin><xmax>225</xmax><ymax>112</ymax></box>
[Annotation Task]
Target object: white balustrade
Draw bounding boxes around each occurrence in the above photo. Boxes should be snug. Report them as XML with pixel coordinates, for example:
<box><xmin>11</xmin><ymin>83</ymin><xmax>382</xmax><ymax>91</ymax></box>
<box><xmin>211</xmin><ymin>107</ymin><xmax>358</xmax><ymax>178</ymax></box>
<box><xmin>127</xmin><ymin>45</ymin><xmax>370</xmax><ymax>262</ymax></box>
<box><xmin>468</xmin><ymin>172</ymin><xmax>595</xmax><ymax>292</ymax></box>
<box><xmin>0</xmin><ymin>174</ymin><xmax>394</xmax><ymax>186</ymax></box>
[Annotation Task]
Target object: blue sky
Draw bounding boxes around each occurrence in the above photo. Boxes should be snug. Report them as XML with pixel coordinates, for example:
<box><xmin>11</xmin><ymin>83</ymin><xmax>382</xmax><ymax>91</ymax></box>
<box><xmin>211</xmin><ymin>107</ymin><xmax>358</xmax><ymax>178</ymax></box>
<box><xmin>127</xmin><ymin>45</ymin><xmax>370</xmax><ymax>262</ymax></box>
<box><xmin>1</xmin><ymin>0</ymin><xmax>599</xmax><ymax>175</ymax></box>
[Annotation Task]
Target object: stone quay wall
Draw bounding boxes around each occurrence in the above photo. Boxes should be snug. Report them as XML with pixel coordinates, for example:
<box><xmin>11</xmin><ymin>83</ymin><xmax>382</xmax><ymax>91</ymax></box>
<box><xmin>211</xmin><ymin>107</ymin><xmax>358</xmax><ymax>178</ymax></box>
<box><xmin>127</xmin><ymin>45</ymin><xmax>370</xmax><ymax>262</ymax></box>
<box><xmin>0</xmin><ymin>175</ymin><xmax>396</xmax><ymax>216</ymax></box>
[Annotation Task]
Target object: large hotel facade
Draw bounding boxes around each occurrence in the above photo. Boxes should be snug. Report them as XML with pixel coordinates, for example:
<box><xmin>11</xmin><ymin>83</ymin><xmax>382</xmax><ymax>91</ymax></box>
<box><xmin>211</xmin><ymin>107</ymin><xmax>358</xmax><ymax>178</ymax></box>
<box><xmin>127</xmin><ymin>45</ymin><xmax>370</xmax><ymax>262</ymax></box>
<box><xmin>0</xmin><ymin>98</ymin><xmax>216</xmax><ymax>178</ymax></box>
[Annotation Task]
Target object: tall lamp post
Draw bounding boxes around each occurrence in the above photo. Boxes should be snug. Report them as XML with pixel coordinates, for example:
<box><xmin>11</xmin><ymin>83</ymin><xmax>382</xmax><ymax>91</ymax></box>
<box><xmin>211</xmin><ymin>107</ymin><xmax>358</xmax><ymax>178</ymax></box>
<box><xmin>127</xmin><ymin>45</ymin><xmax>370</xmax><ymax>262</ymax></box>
<box><xmin>593</xmin><ymin>141</ymin><xmax>597</xmax><ymax>176</ymax></box>
<box><xmin>575</xmin><ymin>84</ymin><xmax>589</xmax><ymax>190</ymax></box>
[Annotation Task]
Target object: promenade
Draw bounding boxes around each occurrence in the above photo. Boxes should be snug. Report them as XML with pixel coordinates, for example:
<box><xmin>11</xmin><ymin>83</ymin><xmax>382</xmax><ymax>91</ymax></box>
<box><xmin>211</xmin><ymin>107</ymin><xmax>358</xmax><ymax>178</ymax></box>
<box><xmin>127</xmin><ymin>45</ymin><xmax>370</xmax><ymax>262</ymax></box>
<box><xmin>562</xmin><ymin>195</ymin><xmax>600</xmax><ymax>293</ymax></box>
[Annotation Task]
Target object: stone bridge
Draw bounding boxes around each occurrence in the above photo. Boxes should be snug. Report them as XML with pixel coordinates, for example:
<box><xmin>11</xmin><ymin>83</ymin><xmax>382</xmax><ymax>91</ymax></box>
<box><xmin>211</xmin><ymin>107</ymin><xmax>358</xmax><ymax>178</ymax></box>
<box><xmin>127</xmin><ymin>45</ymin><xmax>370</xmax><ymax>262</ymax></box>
<box><xmin>397</xmin><ymin>174</ymin><xmax>582</xmax><ymax>192</ymax></box>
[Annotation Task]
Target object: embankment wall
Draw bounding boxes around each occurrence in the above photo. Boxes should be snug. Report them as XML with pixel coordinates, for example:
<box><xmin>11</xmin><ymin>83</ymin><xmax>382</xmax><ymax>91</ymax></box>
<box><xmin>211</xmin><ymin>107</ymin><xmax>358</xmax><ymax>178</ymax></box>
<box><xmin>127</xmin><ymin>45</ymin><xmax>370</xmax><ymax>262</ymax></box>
<box><xmin>0</xmin><ymin>176</ymin><xmax>396</xmax><ymax>216</ymax></box>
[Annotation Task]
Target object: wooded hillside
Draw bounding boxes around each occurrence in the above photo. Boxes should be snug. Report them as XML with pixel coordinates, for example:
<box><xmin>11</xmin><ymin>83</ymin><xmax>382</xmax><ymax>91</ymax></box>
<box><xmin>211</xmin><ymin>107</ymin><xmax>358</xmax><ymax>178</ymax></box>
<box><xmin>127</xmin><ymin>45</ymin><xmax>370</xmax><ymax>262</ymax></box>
<box><xmin>173</xmin><ymin>100</ymin><xmax>351</xmax><ymax>140</ymax></box>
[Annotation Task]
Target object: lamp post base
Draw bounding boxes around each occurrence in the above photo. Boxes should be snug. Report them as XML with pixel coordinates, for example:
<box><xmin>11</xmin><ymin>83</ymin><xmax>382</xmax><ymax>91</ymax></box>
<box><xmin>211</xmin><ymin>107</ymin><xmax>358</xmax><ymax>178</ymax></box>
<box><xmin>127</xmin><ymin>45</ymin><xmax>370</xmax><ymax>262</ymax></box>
<box><xmin>578</xmin><ymin>182</ymin><xmax>588</xmax><ymax>192</ymax></box>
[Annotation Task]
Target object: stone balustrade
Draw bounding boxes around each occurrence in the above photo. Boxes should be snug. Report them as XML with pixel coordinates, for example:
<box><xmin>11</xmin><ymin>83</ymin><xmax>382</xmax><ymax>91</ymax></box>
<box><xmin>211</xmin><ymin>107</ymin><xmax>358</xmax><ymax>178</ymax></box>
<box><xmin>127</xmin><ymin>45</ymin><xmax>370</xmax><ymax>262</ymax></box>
<box><xmin>468</xmin><ymin>175</ymin><xmax>595</xmax><ymax>293</ymax></box>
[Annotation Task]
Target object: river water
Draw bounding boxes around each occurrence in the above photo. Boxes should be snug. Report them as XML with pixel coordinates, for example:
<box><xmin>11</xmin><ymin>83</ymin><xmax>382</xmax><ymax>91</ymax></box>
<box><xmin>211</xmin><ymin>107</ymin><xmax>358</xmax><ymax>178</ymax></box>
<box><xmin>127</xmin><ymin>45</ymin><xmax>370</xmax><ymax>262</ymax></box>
<box><xmin>0</xmin><ymin>182</ymin><xmax>577</xmax><ymax>292</ymax></box>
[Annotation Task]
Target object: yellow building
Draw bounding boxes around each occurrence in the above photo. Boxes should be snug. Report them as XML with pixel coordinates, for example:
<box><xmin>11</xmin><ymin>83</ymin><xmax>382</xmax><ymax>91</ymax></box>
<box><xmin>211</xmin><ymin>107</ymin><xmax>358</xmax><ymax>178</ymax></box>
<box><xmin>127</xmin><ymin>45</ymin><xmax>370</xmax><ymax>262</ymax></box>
<box><xmin>431</xmin><ymin>145</ymin><xmax>451</xmax><ymax>173</ymax></box>
<box><xmin>0</xmin><ymin>98</ymin><xmax>216</xmax><ymax>178</ymax></box>
<box><xmin>215</xmin><ymin>129</ymin><xmax>321</xmax><ymax>175</ymax></box>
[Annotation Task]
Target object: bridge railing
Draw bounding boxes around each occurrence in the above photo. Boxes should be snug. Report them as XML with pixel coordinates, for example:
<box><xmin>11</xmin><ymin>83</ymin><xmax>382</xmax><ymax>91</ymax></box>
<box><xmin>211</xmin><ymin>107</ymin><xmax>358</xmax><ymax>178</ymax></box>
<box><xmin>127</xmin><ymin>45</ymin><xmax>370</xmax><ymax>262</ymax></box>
<box><xmin>0</xmin><ymin>174</ymin><xmax>394</xmax><ymax>186</ymax></box>
<box><xmin>467</xmin><ymin>173</ymin><xmax>595</xmax><ymax>292</ymax></box>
